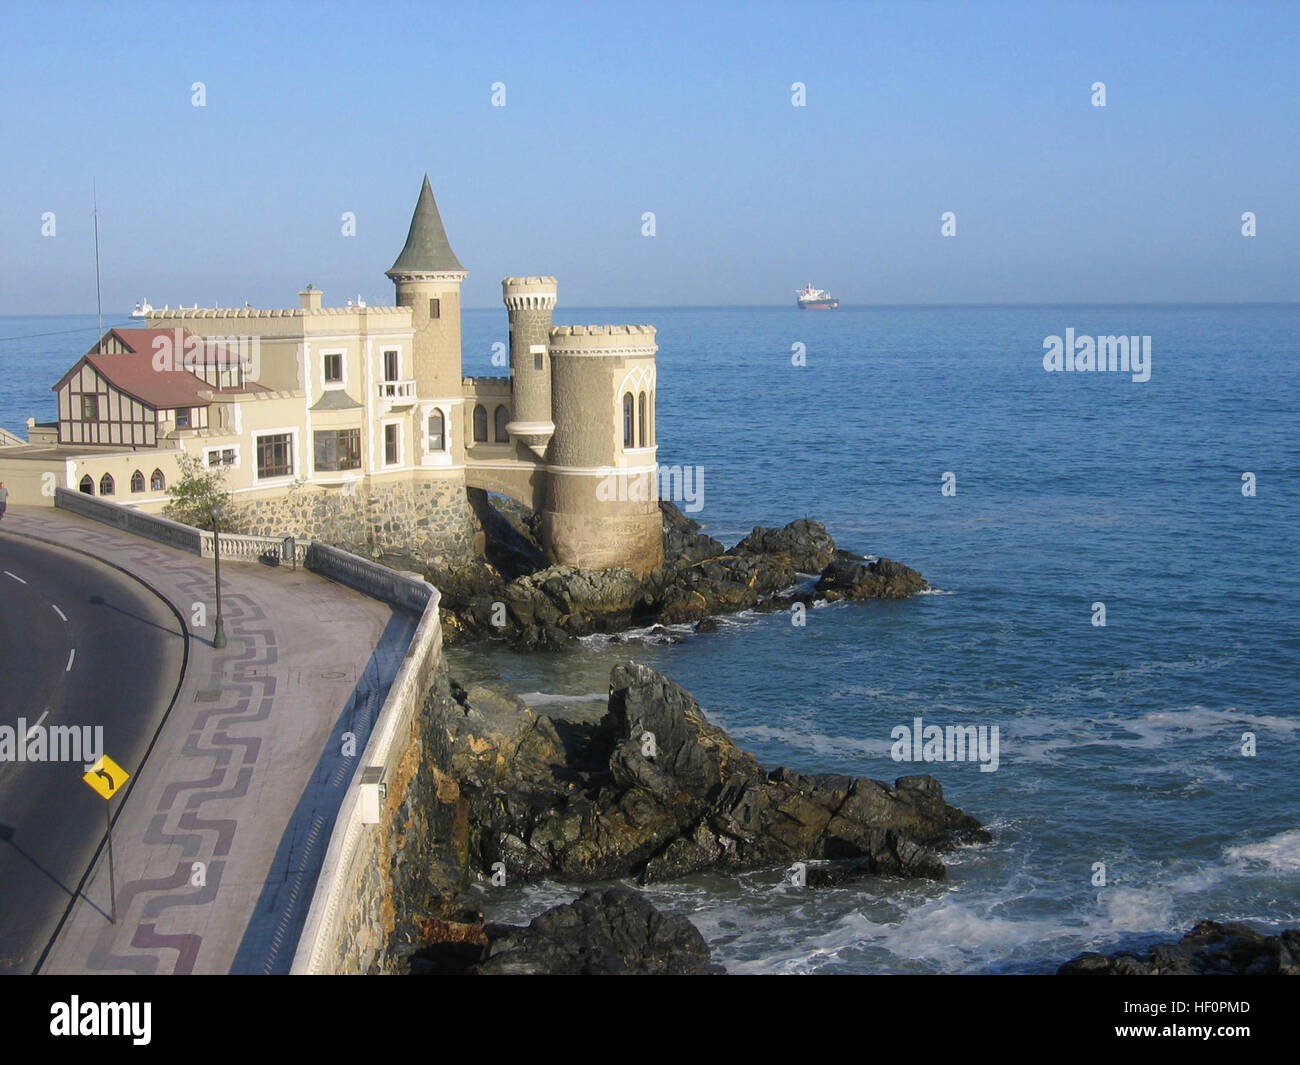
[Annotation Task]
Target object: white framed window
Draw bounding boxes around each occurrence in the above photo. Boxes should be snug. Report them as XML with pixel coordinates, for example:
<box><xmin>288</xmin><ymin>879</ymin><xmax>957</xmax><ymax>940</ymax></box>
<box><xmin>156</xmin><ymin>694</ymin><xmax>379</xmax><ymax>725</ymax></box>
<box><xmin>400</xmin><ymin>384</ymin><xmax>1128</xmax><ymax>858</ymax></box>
<box><xmin>321</xmin><ymin>350</ymin><xmax>346</xmax><ymax>389</ymax></box>
<box><xmin>204</xmin><ymin>445</ymin><xmax>240</xmax><ymax>470</ymax></box>
<box><xmin>382</xmin><ymin>421</ymin><xmax>401</xmax><ymax>466</ymax></box>
<box><xmin>254</xmin><ymin>428</ymin><xmax>298</xmax><ymax>481</ymax></box>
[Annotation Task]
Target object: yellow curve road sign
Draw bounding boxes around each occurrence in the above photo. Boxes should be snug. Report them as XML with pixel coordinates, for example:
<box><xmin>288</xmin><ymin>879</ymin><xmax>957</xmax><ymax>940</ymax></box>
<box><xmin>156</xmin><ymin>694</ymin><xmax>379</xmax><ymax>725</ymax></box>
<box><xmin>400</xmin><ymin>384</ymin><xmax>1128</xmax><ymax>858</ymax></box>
<box><xmin>83</xmin><ymin>755</ymin><xmax>129</xmax><ymax>800</ymax></box>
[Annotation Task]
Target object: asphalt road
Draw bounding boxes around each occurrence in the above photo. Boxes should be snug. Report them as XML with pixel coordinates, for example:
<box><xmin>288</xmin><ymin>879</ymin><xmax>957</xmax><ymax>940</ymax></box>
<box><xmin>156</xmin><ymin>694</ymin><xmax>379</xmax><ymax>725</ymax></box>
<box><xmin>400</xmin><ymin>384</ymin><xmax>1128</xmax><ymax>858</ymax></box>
<box><xmin>0</xmin><ymin>532</ymin><xmax>186</xmax><ymax>973</ymax></box>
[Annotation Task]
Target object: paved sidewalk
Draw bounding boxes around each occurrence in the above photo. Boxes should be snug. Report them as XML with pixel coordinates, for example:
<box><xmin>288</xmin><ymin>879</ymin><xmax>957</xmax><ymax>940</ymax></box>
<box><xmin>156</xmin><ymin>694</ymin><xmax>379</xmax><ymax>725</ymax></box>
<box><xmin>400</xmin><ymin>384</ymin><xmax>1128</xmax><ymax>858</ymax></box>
<box><xmin>3</xmin><ymin>505</ymin><xmax>415</xmax><ymax>974</ymax></box>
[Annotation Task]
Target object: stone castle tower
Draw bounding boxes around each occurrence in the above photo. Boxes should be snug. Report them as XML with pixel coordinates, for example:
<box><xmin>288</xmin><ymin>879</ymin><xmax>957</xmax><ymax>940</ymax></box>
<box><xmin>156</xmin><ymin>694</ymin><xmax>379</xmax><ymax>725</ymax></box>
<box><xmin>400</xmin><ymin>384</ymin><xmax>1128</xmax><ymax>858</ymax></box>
<box><xmin>386</xmin><ymin>176</ymin><xmax>469</xmax><ymax>464</ymax></box>
<box><xmin>385</xmin><ymin>176</ymin><xmax>663</xmax><ymax>575</ymax></box>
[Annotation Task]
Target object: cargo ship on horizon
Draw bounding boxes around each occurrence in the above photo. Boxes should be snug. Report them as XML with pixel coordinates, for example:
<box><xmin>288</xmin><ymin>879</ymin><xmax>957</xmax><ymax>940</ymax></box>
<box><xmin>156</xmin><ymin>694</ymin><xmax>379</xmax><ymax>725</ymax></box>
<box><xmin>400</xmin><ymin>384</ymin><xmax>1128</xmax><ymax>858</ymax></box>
<box><xmin>796</xmin><ymin>283</ymin><xmax>839</xmax><ymax>309</ymax></box>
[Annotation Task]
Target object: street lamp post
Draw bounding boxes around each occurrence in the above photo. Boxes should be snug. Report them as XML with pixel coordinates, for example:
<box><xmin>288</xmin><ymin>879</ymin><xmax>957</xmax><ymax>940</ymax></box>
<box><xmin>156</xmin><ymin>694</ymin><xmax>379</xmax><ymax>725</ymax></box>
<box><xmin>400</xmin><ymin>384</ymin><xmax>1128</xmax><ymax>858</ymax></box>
<box><xmin>211</xmin><ymin>503</ymin><xmax>227</xmax><ymax>649</ymax></box>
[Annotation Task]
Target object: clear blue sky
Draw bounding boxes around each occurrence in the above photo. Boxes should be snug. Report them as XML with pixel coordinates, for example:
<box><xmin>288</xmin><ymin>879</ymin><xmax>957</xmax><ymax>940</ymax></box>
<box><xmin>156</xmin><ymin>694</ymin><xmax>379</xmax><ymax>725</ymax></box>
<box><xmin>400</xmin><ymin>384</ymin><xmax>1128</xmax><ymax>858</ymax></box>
<box><xmin>2</xmin><ymin>0</ymin><xmax>1296</xmax><ymax>312</ymax></box>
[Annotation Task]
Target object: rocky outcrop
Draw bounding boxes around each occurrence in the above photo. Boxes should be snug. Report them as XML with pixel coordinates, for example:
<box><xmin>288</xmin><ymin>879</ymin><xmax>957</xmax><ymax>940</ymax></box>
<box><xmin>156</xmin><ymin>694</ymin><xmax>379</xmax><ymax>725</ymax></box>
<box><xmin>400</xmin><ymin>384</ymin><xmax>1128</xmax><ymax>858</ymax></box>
<box><xmin>391</xmin><ymin>662</ymin><xmax>987</xmax><ymax>974</ymax></box>
<box><xmin>1059</xmin><ymin>920</ymin><xmax>1300</xmax><ymax>975</ymax></box>
<box><xmin>816</xmin><ymin>554</ymin><xmax>929</xmax><ymax>601</ymax></box>
<box><xmin>436</xmin><ymin>502</ymin><xmax>930</xmax><ymax>648</ymax></box>
<box><xmin>662</xmin><ymin>500</ymin><xmax>726</xmax><ymax>565</ymax></box>
<box><xmin>473</xmin><ymin>887</ymin><xmax>723</xmax><ymax>975</ymax></box>
<box><xmin>403</xmin><ymin>886</ymin><xmax>723</xmax><ymax>975</ymax></box>
<box><xmin>438</xmin><ymin>663</ymin><xmax>986</xmax><ymax>886</ymax></box>
<box><xmin>734</xmin><ymin>519</ymin><xmax>836</xmax><ymax>574</ymax></box>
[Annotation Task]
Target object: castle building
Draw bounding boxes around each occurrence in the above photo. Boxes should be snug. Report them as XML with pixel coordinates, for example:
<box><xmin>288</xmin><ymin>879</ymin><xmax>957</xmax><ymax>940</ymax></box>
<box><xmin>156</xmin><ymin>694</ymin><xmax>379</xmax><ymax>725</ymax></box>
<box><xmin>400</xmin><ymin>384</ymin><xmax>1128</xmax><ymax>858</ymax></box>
<box><xmin>0</xmin><ymin>176</ymin><xmax>663</xmax><ymax>575</ymax></box>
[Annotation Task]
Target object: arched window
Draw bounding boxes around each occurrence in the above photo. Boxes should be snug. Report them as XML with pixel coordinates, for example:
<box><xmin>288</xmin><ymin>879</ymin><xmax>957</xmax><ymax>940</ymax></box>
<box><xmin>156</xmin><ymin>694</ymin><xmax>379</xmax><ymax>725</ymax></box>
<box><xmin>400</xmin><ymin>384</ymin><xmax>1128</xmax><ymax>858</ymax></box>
<box><xmin>427</xmin><ymin>409</ymin><xmax>445</xmax><ymax>451</ymax></box>
<box><xmin>130</xmin><ymin>470</ymin><xmax>145</xmax><ymax>493</ymax></box>
<box><xmin>649</xmin><ymin>389</ymin><xmax>656</xmax><ymax>444</ymax></box>
<box><xmin>637</xmin><ymin>392</ymin><xmax>647</xmax><ymax>448</ymax></box>
<box><xmin>473</xmin><ymin>404</ymin><xmax>488</xmax><ymax>442</ymax></box>
<box><xmin>150</xmin><ymin>468</ymin><xmax>166</xmax><ymax>491</ymax></box>
<box><xmin>79</xmin><ymin>474</ymin><xmax>94</xmax><ymax>495</ymax></box>
<box><xmin>493</xmin><ymin>404</ymin><xmax>510</xmax><ymax>443</ymax></box>
<box><xmin>623</xmin><ymin>393</ymin><xmax>634</xmax><ymax>448</ymax></box>
<box><xmin>99</xmin><ymin>473</ymin><xmax>115</xmax><ymax>496</ymax></box>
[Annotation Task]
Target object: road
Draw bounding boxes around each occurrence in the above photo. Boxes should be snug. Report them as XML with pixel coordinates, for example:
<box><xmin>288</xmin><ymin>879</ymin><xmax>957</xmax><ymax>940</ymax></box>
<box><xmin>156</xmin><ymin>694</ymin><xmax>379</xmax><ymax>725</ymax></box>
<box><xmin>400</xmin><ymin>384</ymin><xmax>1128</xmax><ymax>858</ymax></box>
<box><xmin>0</xmin><ymin>532</ymin><xmax>186</xmax><ymax>973</ymax></box>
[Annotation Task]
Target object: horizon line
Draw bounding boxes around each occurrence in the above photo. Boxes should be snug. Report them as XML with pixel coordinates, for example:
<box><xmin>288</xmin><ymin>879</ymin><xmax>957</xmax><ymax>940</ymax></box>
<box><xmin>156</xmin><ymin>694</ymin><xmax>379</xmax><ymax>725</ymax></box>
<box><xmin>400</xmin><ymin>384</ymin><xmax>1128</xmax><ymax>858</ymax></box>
<box><xmin>6</xmin><ymin>300</ymin><xmax>1300</xmax><ymax>319</ymax></box>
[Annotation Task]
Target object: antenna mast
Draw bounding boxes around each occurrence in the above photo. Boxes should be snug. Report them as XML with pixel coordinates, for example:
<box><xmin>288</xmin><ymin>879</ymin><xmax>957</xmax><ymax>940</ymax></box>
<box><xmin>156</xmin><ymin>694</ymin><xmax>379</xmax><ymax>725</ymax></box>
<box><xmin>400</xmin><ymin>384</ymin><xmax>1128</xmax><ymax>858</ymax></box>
<box><xmin>93</xmin><ymin>182</ymin><xmax>103</xmax><ymax>351</ymax></box>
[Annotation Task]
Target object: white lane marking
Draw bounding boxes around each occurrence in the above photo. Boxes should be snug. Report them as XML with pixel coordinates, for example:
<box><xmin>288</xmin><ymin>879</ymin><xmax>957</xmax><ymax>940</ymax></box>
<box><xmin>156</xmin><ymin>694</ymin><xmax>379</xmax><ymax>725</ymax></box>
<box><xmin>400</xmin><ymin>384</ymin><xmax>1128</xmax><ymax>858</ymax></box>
<box><xmin>4</xmin><ymin>570</ymin><xmax>27</xmax><ymax>584</ymax></box>
<box><xmin>26</xmin><ymin>710</ymin><xmax>49</xmax><ymax>738</ymax></box>
<box><xmin>66</xmin><ymin>648</ymin><xmax>75</xmax><ymax>672</ymax></box>
<box><xmin>52</xmin><ymin>604</ymin><xmax>67</xmax><ymax>622</ymax></box>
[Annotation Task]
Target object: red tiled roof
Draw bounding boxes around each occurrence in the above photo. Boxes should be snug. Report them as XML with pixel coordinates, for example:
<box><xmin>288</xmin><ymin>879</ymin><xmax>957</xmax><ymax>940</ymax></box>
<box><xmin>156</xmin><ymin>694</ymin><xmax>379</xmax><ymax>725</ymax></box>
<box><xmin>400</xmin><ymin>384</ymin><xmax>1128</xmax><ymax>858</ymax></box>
<box><xmin>56</xmin><ymin>328</ymin><xmax>272</xmax><ymax>408</ymax></box>
<box><xmin>95</xmin><ymin>328</ymin><xmax>170</xmax><ymax>355</ymax></box>
<box><xmin>84</xmin><ymin>353</ymin><xmax>213</xmax><ymax>409</ymax></box>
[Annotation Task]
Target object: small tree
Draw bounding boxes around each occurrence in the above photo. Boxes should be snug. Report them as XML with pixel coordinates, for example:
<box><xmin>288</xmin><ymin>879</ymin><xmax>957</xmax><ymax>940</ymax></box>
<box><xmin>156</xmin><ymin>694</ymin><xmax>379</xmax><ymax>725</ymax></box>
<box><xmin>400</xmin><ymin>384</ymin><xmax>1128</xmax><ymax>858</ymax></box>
<box><xmin>164</xmin><ymin>453</ymin><xmax>236</xmax><ymax>531</ymax></box>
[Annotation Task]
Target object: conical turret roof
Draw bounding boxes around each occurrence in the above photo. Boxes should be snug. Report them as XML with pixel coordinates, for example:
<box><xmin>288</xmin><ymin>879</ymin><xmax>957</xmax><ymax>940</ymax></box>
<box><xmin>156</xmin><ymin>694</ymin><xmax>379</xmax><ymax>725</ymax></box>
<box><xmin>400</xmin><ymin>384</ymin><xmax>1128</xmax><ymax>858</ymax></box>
<box><xmin>386</xmin><ymin>175</ymin><xmax>465</xmax><ymax>276</ymax></box>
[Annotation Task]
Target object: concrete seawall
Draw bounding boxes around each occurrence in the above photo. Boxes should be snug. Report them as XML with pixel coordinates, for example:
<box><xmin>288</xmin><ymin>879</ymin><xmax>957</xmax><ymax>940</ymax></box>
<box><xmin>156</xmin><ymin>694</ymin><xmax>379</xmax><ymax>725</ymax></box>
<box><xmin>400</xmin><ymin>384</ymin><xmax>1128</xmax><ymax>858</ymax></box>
<box><xmin>290</xmin><ymin>568</ymin><xmax>443</xmax><ymax>974</ymax></box>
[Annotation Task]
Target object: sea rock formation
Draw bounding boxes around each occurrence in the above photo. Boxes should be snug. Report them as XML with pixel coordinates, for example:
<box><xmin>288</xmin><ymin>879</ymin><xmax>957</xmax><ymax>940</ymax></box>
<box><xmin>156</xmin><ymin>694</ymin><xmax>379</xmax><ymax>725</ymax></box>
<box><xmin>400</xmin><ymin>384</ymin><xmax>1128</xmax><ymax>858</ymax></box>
<box><xmin>1058</xmin><ymin>920</ymin><xmax>1300</xmax><ymax>975</ymax></box>
<box><xmin>472</xmin><ymin>886</ymin><xmax>724</xmax><ymax>975</ymax></box>
<box><xmin>436</xmin><ymin>501</ymin><xmax>930</xmax><ymax>648</ymax></box>
<box><xmin>403</xmin><ymin>886</ymin><xmax>723</xmax><ymax>975</ymax></box>
<box><xmin>433</xmin><ymin>662</ymin><xmax>987</xmax><ymax>887</ymax></box>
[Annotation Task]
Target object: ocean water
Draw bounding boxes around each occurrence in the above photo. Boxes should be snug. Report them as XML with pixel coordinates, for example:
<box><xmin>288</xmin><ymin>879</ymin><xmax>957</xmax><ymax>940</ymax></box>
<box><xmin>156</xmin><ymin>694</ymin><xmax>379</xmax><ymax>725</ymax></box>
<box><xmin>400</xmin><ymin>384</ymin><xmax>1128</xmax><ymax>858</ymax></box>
<box><xmin>4</xmin><ymin>306</ymin><xmax>1298</xmax><ymax>973</ymax></box>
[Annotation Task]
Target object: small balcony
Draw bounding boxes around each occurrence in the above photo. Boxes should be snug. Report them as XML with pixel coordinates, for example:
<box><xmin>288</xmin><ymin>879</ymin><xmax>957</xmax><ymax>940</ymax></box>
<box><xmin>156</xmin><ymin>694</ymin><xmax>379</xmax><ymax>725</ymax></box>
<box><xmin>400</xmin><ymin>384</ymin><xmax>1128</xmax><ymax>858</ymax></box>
<box><xmin>376</xmin><ymin>379</ymin><xmax>417</xmax><ymax>408</ymax></box>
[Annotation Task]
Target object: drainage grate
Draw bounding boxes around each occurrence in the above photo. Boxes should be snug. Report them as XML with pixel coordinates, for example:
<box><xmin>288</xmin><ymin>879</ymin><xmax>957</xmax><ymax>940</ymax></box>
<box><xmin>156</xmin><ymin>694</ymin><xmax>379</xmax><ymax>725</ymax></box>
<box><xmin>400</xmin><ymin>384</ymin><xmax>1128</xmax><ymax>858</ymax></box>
<box><xmin>194</xmin><ymin>689</ymin><xmax>223</xmax><ymax>702</ymax></box>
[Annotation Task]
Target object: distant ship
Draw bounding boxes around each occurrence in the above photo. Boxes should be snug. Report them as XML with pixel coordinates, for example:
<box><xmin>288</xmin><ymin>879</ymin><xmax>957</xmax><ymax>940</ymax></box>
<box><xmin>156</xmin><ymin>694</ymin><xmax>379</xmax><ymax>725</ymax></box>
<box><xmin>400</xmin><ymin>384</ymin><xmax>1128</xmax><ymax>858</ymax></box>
<box><xmin>131</xmin><ymin>298</ymin><xmax>153</xmax><ymax>318</ymax></box>
<box><xmin>796</xmin><ymin>283</ymin><xmax>839</xmax><ymax>309</ymax></box>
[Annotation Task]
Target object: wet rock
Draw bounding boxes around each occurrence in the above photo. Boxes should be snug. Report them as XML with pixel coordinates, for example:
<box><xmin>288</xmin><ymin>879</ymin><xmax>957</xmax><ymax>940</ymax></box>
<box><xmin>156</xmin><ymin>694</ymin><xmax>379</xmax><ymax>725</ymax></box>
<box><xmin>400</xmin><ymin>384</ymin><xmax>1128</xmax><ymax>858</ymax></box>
<box><xmin>434</xmin><ymin>503</ymin><xmax>930</xmax><ymax>648</ymax></box>
<box><xmin>816</xmin><ymin>556</ymin><xmax>929</xmax><ymax>600</ymax></box>
<box><xmin>1058</xmin><ymin>920</ymin><xmax>1300</xmax><ymax>975</ymax></box>
<box><xmin>471</xmin><ymin>886</ymin><xmax>723</xmax><ymax>975</ymax></box>
<box><xmin>735</xmin><ymin>519</ymin><xmax>836</xmax><ymax>573</ymax></box>
<box><xmin>661</xmin><ymin>501</ymin><xmax>725</xmax><ymax>565</ymax></box>
<box><xmin>458</xmin><ymin>663</ymin><xmax>987</xmax><ymax>886</ymax></box>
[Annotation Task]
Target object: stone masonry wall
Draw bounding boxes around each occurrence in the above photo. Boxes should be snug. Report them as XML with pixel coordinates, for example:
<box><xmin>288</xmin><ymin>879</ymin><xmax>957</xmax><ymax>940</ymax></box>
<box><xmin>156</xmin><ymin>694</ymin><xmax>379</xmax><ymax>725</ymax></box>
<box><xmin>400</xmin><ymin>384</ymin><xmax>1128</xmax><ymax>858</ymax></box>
<box><xmin>237</xmin><ymin>475</ymin><xmax>479</xmax><ymax>569</ymax></box>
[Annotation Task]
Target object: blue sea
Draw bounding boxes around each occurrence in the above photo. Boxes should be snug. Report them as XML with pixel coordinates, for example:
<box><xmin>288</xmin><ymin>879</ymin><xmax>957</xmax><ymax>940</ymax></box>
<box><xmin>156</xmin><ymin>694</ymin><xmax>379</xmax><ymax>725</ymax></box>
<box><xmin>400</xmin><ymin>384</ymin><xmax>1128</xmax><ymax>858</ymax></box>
<box><xmin>4</xmin><ymin>306</ymin><xmax>1298</xmax><ymax>974</ymax></box>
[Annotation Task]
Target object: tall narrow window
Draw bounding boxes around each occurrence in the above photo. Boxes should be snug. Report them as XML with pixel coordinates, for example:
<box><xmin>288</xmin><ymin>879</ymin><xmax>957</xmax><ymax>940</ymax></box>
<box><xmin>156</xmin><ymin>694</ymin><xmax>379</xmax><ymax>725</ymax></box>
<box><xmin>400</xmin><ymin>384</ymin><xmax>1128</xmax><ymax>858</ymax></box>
<box><xmin>130</xmin><ymin>470</ymin><xmax>145</xmax><ymax>493</ymax></box>
<box><xmin>384</xmin><ymin>423</ymin><xmax>400</xmax><ymax>465</ymax></box>
<box><xmin>150</xmin><ymin>468</ymin><xmax>166</xmax><ymax>491</ymax></box>
<box><xmin>427</xmin><ymin>410</ymin><xmax>445</xmax><ymax>451</ymax></box>
<box><xmin>623</xmin><ymin>393</ymin><xmax>634</xmax><ymax>448</ymax></box>
<box><xmin>79</xmin><ymin>475</ymin><xmax>94</xmax><ymax>494</ymax></box>
<box><xmin>323</xmin><ymin>353</ymin><xmax>342</xmax><ymax>383</ymax></box>
<box><xmin>429</xmin><ymin>298</ymin><xmax>440</xmax><ymax>320</ymax></box>
<box><xmin>99</xmin><ymin>473</ymin><xmax>114</xmax><ymax>496</ymax></box>
<box><xmin>383</xmin><ymin>350</ymin><xmax>399</xmax><ymax>382</ymax></box>
<box><xmin>473</xmin><ymin>404</ymin><xmax>488</xmax><ymax>443</ymax></box>
<box><xmin>493</xmin><ymin>404</ymin><xmax>510</xmax><ymax>443</ymax></box>
<box><xmin>638</xmin><ymin>392</ymin><xmax>647</xmax><ymax>448</ymax></box>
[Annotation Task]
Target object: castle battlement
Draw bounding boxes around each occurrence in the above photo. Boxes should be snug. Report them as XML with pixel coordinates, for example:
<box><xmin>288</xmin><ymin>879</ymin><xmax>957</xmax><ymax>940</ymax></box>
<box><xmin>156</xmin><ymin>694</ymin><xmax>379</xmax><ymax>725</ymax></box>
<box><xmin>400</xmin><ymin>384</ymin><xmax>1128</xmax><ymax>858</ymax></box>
<box><xmin>548</xmin><ymin>324</ymin><xmax>658</xmax><ymax>358</ymax></box>
<box><xmin>148</xmin><ymin>306</ymin><xmax>404</xmax><ymax>319</ymax></box>
<box><xmin>550</xmin><ymin>324</ymin><xmax>656</xmax><ymax>336</ymax></box>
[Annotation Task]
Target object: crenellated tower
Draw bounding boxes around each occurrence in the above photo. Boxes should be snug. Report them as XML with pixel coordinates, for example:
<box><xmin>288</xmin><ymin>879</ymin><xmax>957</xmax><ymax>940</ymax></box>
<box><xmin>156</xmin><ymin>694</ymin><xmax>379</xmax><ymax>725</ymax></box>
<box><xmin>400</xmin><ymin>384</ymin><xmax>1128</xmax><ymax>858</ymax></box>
<box><xmin>502</xmin><ymin>276</ymin><xmax>557</xmax><ymax>459</ymax></box>
<box><xmin>543</xmin><ymin>325</ymin><xmax>662</xmax><ymax>575</ymax></box>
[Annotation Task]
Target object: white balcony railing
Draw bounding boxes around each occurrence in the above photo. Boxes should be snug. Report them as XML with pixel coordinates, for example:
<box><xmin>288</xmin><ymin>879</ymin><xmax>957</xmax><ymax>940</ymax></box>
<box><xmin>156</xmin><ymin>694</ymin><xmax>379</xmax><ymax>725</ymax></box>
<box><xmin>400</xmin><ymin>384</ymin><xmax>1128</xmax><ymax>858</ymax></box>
<box><xmin>376</xmin><ymin>379</ymin><xmax>416</xmax><ymax>402</ymax></box>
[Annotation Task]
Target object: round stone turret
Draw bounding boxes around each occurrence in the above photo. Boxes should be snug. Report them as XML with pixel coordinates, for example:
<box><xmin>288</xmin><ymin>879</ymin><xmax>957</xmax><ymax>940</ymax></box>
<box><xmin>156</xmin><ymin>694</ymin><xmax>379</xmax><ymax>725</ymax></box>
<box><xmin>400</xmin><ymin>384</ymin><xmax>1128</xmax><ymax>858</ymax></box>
<box><xmin>542</xmin><ymin>324</ymin><xmax>661</xmax><ymax>575</ymax></box>
<box><xmin>502</xmin><ymin>277</ymin><xmax>558</xmax><ymax>457</ymax></box>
